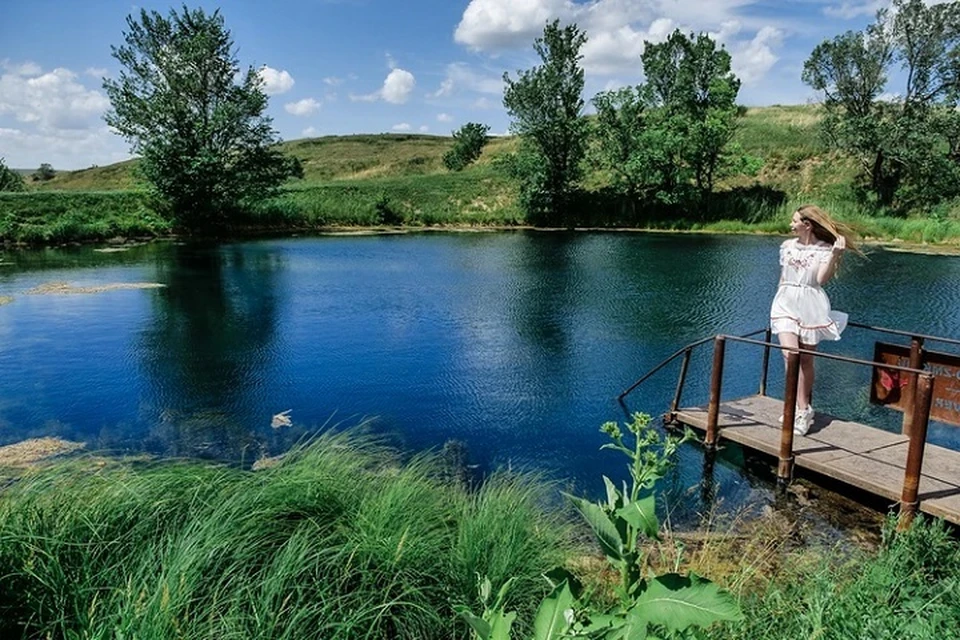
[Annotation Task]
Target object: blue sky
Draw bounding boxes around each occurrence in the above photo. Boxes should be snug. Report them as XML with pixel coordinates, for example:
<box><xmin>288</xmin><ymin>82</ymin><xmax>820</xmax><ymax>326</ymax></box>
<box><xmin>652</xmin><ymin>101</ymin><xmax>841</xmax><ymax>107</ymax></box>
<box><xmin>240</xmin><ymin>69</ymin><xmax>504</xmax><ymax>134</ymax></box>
<box><xmin>0</xmin><ymin>0</ymin><xmax>897</xmax><ymax>169</ymax></box>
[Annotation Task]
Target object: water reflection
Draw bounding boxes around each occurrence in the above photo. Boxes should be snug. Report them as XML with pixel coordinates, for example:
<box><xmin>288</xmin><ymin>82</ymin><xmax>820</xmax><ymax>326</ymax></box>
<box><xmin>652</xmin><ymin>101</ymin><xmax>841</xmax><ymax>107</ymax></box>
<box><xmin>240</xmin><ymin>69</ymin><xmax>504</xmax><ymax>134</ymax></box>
<box><xmin>137</xmin><ymin>243</ymin><xmax>283</xmax><ymax>459</ymax></box>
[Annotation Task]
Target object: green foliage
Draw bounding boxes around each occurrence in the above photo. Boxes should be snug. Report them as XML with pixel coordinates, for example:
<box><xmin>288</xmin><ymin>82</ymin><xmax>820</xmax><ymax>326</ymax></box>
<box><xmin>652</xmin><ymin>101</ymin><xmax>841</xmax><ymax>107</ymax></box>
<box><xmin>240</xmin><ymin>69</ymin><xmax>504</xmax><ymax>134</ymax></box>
<box><xmin>503</xmin><ymin>20</ymin><xmax>588</xmax><ymax>223</ymax></box>
<box><xmin>103</xmin><ymin>6</ymin><xmax>303</xmax><ymax>232</ymax></box>
<box><xmin>30</xmin><ymin>163</ymin><xmax>56</xmax><ymax>182</ymax></box>
<box><xmin>0</xmin><ymin>190</ymin><xmax>169</xmax><ymax>243</ymax></box>
<box><xmin>459</xmin><ymin>413</ymin><xmax>742</xmax><ymax>639</ymax></box>
<box><xmin>0</xmin><ymin>157</ymin><xmax>25</xmax><ymax>192</ymax></box>
<box><xmin>444</xmin><ymin>122</ymin><xmax>492</xmax><ymax>171</ymax></box>
<box><xmin>803</xmin><ymin>0</ymin><xmax>960</xmax><ymax>209</ymax></box>
<box><xmin>706</xmin><ymin>515</ymin><xmax>960</xmax><ymax>640</ymax></box>
<box><xmin>591</xmin><ymin>30</ymin><xmax>745</xmax><ymax>214</ymax></box>
<box><xmin>0</xmin><ymin>433</ymin><xmax>573</xmax><ymax>639</ymax></box>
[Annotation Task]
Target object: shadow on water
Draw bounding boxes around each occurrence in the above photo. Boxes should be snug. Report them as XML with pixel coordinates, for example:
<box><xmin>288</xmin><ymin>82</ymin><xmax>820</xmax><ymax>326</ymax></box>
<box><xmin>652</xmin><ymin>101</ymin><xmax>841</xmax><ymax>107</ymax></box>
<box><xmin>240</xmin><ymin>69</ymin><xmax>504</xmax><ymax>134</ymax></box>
<box><xmin>137</xmin><ymin>242</ymin><xmax>284</xmax><ymax>460</ymax></box>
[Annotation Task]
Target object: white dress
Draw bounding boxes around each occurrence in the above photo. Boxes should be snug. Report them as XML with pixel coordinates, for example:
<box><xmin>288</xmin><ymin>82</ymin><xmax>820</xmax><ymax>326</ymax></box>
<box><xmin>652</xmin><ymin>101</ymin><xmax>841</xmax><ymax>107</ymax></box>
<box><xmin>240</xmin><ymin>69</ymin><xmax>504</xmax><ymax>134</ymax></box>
<box><xmin>769</xmin><ymin>238</ymin><xmax>847</xmax><ymax>345</ymax></box>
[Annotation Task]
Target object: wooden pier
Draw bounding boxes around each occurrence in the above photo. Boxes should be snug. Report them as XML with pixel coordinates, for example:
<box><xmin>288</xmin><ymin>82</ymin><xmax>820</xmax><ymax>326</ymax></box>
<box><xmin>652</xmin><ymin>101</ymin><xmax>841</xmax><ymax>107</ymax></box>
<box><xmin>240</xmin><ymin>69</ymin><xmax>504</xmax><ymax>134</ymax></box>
<box><xmin>673</xmin><ymin>394</ymin><xmax>960</xmax><ymax>525</ymax></box>
<box><xmin>620</xmin><ymin>323</ymin><xmax>960</xmax><ymax>528</ymax></box>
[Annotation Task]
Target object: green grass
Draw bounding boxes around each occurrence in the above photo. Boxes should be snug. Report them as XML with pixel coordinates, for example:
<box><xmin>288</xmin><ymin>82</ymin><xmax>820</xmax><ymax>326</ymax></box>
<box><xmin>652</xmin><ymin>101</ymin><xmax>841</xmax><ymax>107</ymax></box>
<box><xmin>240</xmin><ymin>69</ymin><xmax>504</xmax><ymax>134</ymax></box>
<box><xmin>5</xmin><ymin>106</ymin><xmax>960</xmax><ymax>246</ymax></box>
<box><xmin>0</xmin><ymin>189</ymin><xmax>169</xmax><ymax>243</ymax></box>
<box><xmin>704</xmin><ymin>516</ymin><xmax>960</xmax><ymax>640</ymax></box>
<box><xmin>0</xmin><ymin>432</ymin><xmax>575</xmax><ymax>640</ymax></box>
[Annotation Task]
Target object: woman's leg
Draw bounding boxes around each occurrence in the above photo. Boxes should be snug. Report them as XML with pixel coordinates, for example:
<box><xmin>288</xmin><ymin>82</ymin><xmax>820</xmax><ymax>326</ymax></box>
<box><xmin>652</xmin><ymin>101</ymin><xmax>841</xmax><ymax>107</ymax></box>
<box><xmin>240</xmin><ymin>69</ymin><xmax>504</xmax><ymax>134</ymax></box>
<box><xmin>777</xmin><ymin>332</ymin><xmax>812</xmax><ymax>410</ymax></box>
<box><xmin>798</xmin><ymin>341</ymin><xmax>816</xmax><ymax>410</ymax></box>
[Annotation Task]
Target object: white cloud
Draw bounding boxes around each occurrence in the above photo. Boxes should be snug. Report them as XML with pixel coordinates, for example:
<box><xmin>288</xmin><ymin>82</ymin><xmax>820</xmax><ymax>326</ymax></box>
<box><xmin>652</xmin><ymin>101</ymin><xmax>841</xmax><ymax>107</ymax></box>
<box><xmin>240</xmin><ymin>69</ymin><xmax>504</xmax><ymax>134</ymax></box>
<box><xmin>732</xmin><ymin>26</ymin><xmax>784</xmax><ymax>85</ymax></box>
<box><xmin>824</xmin><ymin>0</ymin><xmax>885</xmax><ymax>19</ymax></box>
<box><xmin>284</xmin><ymin>98</ymin><xmax>321</xmax><ymax>115</ymax></box>
<box><xmin>455</xmin><ymin>0</ymin><xmax>573</xmax><ymax>50</ymax></box>
<box><xmin>0</xmin><ymin>125</ymin><xmax>130</xmax><ymax>170</ymax></box>
<box><xmin>454</xmin><ymin>0</ymin><xmax>789</xmax><ymax>82</ymax></box>
<box><xmin>0</xmin><ymin>67</ymin><xmax>109</xmax><ymax>130</ymax></box>
<box><xmin>581</xmin><ymin>18</ymin><xmax>674</xmax><ymax>75</ymax></box>
<box><xmin>302</xmin><ymin>126</ymin><xmax>319</xmax><ymax>137</ymax></box>
<box><xmin>824</xmin><ymin>0</ymin><xmax>951</xmax><ymax>20</ymax></box>
<box><xmin>258</xmin><ymin>66</ymin><xmax>295</xmax><ymax>95</ymax></box>
<box><xmin>1</xmin><ymin>59</ymin><xmax>42</xmax><ymax>77</ymax></box>
<box><xmin>323</xmin><ymin>76</ymin><xmax>343</xmax><ymax>86</ymax></box>
<box><xmin>85</xmin><ymin>67</ymin><xmax>108</xmax><ymax>79</ymax></box>
<box><xmin>437</xmin><ymin>112</ymin><xmax>453</xmax><ymax>122</ymax></box>
<box><xmin>382</xmin><ymin>68</ymin><xmax>416</xmax><ymax>104</ymax></box>
<box><xmin>350</xmin><ymin>67</ymin><xmax>416</xmax><ymax>104</ymax></box>
<box><xmin>429</xmin><ymin>63</ymin><xmax>503</xmax><ymax>98</ymax></box>
<box><xmin>392</xmin><ymin>122</ymin><xmax>412</xmax><ymax>131</ymax></box>
<box><xmin>419</xmin><ymin>125</ymin><xmax>430</xmax><ymax>132</ymax></box>
<box><xmin>473</xmin><ymin>96</ymin><xmax>496</xmax><ymax>109</ymax></box>
<box><xmin>430</xmin><ymin>78</ymin><xmax>455</xmax><ymax>98</ymax></box>
<box><xmin>349</xmin><ymin>91</ymin><xmax>380</xmax><ymax>102</ymax></box>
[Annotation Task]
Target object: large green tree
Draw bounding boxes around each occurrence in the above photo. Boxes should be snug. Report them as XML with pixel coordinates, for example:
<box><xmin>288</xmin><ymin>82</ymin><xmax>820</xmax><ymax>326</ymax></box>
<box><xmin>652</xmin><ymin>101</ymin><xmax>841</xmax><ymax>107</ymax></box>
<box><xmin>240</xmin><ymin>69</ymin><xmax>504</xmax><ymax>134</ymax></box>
<box><xmin>503</xmin><ymin>20</ymin><xmax>588</xmax><ymax>221</ymax></box>
<box><xmin>803</xmin><ymin>0</ymin><xmax>960</xmax><ymax>208</ymax></box>
<box><xmin>592</xmin><ymin>30</ymin><xmax>743</xmax><ymax>208</ymax></box>
<box><xmin>103</xmin><ymin>6</ymin><xmax>302</xmax><ymax>232</ymax></box>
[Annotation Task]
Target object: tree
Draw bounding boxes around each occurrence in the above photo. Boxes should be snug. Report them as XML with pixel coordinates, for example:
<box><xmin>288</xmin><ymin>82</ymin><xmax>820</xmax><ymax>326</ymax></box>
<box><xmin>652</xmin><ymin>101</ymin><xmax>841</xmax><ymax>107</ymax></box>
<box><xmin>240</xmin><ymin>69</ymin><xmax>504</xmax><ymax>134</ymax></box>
<box><xmin>591</xmin><ymin>30</ymin><xmax>744</xmax><ymax>210</ymax></box>
<box><xmin>443</xmin><ymin>122</ymin><xmax>490</xmax><ymax>171</ymax></box>
<box><xmin>503</xmin><ymin>20</ymin><xmax>588</xmax><ymax>221</ymax></box>
<box><xmin>0</xmin><ymin>158</ymin><xmax>25</xmax><ymax>192</ymax></box>
<box><xmin>31</xmin><ymin>163</ymin><xmax>56</xmax><ymax>182</ymax></box>
<box><xmin>803</xmin><ymin>0</ymin><xmax>960</xmax><ymax>207</ymax></box>
<box><xmin>103</xmin><ymin>6</ymin><xmax>302</xmax><ymax>232</ymax></box>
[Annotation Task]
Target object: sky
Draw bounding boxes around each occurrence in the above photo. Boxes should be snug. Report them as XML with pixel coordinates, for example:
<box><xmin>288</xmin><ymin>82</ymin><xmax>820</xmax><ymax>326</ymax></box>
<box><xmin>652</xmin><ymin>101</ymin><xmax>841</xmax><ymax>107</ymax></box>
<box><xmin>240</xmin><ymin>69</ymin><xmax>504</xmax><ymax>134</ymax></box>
<box><xmin>0</xmin><ymin>0</ymin><xmax>903</xmax><ymax>170</ymax></box>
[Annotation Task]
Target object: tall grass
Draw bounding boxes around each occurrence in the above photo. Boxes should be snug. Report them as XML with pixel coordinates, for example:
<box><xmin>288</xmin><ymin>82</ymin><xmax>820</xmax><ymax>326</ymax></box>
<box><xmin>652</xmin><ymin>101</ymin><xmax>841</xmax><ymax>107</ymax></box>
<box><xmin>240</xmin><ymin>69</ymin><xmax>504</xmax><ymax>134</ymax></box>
<box><xmin>703</xmin><ymin>516</ymin><xmax>960</xmax><ymax>639</ymax></box>
<box><xmin>0</xmin><ymin>432</ymin><xmax>575</xmax><ymax>639</ymax></box>
<box><xmin>0</xmin><ymin>190</ymin><xmax>169</xmax><ymax>244</ymax></box>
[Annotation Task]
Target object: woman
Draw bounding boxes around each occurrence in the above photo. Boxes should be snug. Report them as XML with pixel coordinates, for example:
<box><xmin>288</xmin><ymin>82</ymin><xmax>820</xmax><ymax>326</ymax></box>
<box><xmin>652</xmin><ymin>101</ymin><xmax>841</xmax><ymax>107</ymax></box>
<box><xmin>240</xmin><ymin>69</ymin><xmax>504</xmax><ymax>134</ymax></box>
<box><xmin>770</xmin><ymin>205</ymin><xmax>860</xmax><ymax>435</ymax></box>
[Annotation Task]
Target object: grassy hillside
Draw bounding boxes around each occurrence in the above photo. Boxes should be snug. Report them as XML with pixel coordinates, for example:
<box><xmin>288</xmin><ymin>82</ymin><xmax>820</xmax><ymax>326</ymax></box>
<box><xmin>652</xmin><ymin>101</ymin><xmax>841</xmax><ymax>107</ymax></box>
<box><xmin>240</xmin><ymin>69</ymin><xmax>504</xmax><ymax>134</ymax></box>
<box><xmin>5</xmin><ymin>105</ymin><xmax>960</xmax><ymax>246</ymax></box>
<box><xmin>25</xmin><ymin>106</ymin><xmax>855</xmax><ymax>208</ymax></box>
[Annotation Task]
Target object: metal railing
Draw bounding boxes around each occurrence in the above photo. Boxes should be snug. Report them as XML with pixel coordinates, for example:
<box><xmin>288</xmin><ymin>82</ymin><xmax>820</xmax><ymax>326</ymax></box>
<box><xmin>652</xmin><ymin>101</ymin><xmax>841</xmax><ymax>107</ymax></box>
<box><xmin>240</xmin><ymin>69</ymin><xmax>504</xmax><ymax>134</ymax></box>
<box><xmin>617</xmin><ymin>322</ymin><xmax>958</xmax><ymax>529</ymax></box>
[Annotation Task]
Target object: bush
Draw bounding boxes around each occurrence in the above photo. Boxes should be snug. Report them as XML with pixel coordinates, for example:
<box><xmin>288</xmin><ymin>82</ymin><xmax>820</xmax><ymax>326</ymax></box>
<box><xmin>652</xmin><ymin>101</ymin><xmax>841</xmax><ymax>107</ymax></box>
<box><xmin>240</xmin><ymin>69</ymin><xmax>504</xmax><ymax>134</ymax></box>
<box><xmin>443</xmin><ymin>122</ymin><xmax>491</xmax><ymax>172</ymax></box>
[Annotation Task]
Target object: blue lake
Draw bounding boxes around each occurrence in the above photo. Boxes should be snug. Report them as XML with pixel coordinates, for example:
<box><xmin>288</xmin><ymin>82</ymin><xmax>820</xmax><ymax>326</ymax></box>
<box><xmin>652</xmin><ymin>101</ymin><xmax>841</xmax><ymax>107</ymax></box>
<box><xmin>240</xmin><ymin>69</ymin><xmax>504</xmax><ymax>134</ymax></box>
<box><xmin>2</xmin><ymin>231</ymin><xmax>959</xmax><ymax>525</ymax></box>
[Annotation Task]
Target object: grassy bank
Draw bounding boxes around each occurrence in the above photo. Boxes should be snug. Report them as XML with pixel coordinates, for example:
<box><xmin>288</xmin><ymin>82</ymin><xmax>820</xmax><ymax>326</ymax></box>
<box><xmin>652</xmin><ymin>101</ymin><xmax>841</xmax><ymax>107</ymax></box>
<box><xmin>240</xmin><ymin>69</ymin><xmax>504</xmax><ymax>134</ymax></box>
<box><xmin>2</xmin><ymin>431</ymin><xmax>959</xmax><ymax>639</ymax></box>
<box><xmin>0</xmin><ymin>432</ymin><xmax>574</xmax><ymax>639</ymax></box>
<box><xmin>4</xmin><ymin>107</ymin><xmax>960</xmax><ymax>246</ymax></box>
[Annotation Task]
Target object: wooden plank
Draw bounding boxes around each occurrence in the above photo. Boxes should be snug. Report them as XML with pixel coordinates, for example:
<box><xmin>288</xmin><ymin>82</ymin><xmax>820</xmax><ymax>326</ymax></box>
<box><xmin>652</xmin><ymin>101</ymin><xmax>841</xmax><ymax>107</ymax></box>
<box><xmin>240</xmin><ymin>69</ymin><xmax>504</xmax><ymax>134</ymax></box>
<box><xmin>673</xmin><ymin>395</ymin><xmax>960</xmax><ymax>525</ymax></box>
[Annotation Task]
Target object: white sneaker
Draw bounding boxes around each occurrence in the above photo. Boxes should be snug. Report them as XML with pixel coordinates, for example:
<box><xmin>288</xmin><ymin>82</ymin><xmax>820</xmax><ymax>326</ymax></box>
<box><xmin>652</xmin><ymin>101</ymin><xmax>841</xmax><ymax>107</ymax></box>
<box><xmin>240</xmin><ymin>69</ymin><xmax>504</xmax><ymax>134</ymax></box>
<box><xmin>794</xmin><ymin>406</ymin><xmax>814</xmax><ymax>436</ymax></box>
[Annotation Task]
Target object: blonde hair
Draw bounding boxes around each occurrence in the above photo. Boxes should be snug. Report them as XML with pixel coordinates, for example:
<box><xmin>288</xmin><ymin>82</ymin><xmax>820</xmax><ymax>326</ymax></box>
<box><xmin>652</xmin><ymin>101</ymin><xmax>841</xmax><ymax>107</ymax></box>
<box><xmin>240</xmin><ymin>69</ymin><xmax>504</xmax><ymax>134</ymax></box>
<box><xmin>796</xmin><ymin>205</ymin><xmax>864</xmax><ymax>257</ymax></box>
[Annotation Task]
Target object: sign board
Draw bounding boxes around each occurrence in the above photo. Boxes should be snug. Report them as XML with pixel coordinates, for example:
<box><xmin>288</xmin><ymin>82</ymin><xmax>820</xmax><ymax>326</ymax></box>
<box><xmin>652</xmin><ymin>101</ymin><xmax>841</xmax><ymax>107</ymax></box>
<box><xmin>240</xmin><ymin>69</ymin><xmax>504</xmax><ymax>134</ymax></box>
<box><xmin>870</xmin><ymin>341</ymin><xmax>960</xmax><ymax>427</ymax></box>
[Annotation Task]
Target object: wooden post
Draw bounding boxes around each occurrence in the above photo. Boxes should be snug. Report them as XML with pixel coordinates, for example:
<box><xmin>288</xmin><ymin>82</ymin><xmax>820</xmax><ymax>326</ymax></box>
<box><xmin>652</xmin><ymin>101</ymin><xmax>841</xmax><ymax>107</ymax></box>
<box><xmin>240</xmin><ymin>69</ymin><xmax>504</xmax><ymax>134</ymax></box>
<box><xmin>901</xmin><ymin>337</ymin><xmax>925</xmax><ymax>437</ymax></box>
<box><xmin>777</xmin><ymin>350</ymin><xmax>801</xmax><ymax>488</ymax></box>
<box><xmin>898</xmin><ymin>374</ymin><xmax>934</xmax><ymax>530</ymax></box>
<box><xmin>670</xmin><ymin>348</ymin><xmax>693</xmax><ymax>416</ymax></box>
<box><xmin>704</xmin><ymin>336</ymin><xmax>726</xmax><ymax>450</ymax></box>
<box><xmin>759</xmin><ymin>328</ymin><xmax>772</xmax><ymax>397</ymax></box>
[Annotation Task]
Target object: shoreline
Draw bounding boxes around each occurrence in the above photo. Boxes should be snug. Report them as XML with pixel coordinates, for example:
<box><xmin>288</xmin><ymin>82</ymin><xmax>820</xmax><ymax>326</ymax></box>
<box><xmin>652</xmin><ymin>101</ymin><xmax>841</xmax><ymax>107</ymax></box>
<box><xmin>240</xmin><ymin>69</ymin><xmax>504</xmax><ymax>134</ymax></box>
<box><xmin>3</xmin><ymin>224</ymin><xmax>960</xmax><ymax>257</ymax></box>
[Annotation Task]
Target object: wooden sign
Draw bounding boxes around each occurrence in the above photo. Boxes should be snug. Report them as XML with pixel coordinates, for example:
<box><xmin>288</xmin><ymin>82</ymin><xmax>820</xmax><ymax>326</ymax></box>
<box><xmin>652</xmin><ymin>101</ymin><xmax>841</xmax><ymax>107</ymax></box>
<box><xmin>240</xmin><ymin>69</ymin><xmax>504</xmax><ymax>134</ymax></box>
<box><xmin>871</xmin><ymin>341</ymin><xmax>960</xmax><ymax>427</ymax></box>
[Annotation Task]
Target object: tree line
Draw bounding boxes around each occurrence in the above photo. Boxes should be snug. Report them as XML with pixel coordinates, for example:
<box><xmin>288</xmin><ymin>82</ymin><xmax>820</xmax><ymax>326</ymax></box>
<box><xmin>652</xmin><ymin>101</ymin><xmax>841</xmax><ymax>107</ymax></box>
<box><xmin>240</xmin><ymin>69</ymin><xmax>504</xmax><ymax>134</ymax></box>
<box><xmin>4</xmin><ymin>1</ymin><xmax>959</xmax><ymax>232</ymax></box>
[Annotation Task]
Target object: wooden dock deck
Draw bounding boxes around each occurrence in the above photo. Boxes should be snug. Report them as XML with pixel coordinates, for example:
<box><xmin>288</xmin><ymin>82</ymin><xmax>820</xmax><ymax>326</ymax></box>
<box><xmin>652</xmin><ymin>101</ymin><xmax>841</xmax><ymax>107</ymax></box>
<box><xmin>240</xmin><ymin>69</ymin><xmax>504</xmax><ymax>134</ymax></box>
<box><xmin>674</xmin><ymin>395</ymin><xmax>960</xmax><ymax>525</ymax></box>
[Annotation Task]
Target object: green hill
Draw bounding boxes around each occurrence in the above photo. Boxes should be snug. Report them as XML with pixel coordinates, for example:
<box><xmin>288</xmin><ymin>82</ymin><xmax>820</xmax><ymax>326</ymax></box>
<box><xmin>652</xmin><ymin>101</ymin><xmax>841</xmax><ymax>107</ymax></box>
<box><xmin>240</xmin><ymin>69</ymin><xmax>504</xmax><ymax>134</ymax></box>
<box><xmin>4</xmin><ymin>105</ymin><xmax>960</xmax><ymax>246</ymax></box>
<box><xmin>31</xmin><ymin>106</ymin><xmax>837</xmax><ymax>194</ymax></box>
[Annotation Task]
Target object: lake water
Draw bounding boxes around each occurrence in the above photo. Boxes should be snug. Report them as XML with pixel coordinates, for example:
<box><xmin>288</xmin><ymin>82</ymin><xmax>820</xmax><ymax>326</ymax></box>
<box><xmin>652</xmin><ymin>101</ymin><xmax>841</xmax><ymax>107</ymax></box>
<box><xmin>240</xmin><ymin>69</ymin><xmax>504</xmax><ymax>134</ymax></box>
<box><xmin>2</xmin><ymin>231</ymin><xmax>959</xmax><ymax>526</ymax></box>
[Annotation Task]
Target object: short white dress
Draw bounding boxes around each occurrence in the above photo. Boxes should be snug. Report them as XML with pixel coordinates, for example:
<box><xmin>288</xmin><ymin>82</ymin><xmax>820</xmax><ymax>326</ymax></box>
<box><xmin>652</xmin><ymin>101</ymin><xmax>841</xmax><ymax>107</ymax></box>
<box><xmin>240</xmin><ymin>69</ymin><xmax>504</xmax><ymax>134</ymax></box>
<box><xmin>769</xmin><ymin>238</ymin><xmax>847</xmax><ymax>345</ymax></box>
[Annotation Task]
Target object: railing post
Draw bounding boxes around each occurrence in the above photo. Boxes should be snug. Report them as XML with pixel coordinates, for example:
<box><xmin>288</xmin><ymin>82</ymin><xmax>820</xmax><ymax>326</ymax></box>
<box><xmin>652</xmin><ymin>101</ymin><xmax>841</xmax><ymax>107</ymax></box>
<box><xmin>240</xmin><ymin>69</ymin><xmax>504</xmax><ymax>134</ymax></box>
<box><xmin>759</xmin><ymin>328</ymin><xmax>772</xmax><ymax>396</ymax></box>
<box><xmin>704</xmin><ymin>336</ymin><xmax>726</xmax><ymax>450</ymax></box>
<box><xmin>670</xmin><ymin>348</ymin><xmax>693</xmax><ymax>417</ymax></box>
<box><xmin>898</xmin><ymin>374</ymin><xmax>934</xmax><ymax>531</ymax></box>
<box><xmin>901</xmin><ymin>337</ymin><xmax>925</xmax><ymax>437</ymax></box>
<box><xmin>777</xmin><ymin>349</ymin><xmax>801</xmax><ymax>488</ymax></box>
